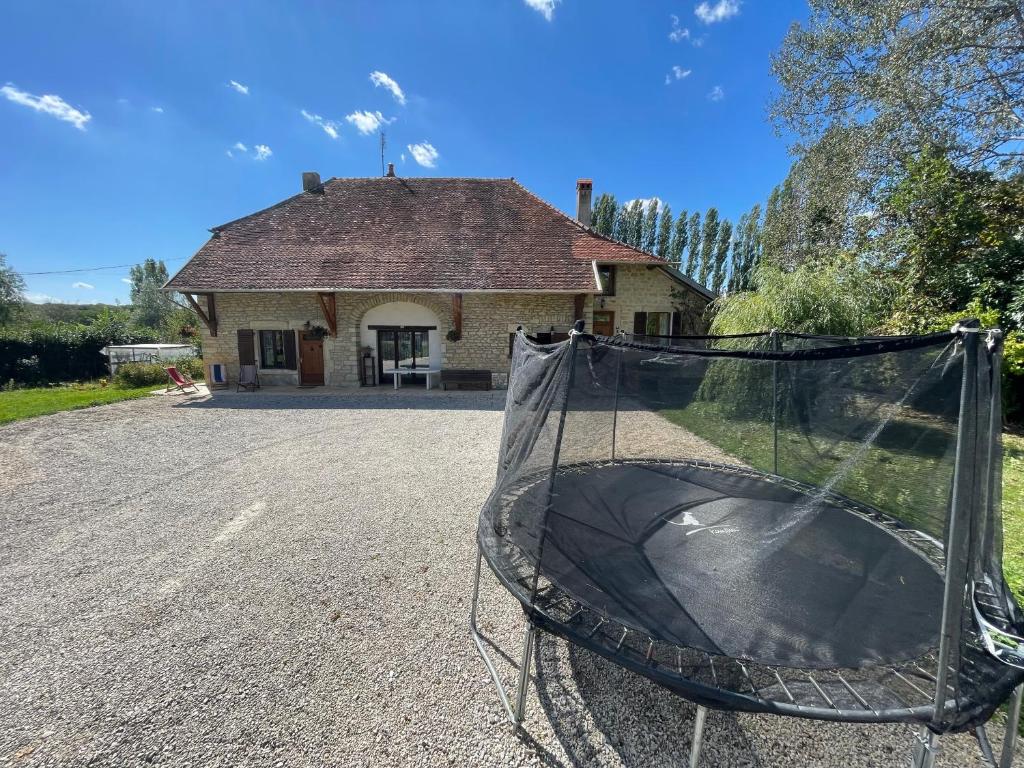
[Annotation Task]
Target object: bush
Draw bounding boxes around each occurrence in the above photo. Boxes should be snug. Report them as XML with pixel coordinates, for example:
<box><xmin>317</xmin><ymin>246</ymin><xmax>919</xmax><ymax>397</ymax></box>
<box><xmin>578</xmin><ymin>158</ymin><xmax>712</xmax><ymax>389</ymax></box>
<box><xmin>0</xmin><ymin>322</ymin><xmax>160</xmax><ymax>385</ymax></box>
<box><xmin>114</xmin><ymin>362</ymin><xmax>170</xmax><ymax>388</ymax></box>
<box><xmin>173</xmin><ymin>356</ymin><xmax>205</xmax><ymax>380</ymax></box>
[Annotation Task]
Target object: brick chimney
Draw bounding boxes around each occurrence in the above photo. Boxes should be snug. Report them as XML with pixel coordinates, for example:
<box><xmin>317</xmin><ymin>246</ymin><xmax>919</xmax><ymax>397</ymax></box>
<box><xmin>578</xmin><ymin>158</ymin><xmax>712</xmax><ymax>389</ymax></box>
<box><xmin>576</xmin><ymin>179</ymin><xmax>593</xmax><ymax>227</ymax></box>
<box><xmin>386</xmin><ymin>162</ymin><xmax>396</xmax><ymax>177</ymax></box>
<box><xmin>302</xmin><ymin>171</ymin><xmax>321</xmax><ymax>192</ymax></box>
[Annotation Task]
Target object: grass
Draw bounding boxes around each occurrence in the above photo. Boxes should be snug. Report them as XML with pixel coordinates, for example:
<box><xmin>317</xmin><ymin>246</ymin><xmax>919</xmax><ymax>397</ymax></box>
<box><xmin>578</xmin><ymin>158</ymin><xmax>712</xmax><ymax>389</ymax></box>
<box><xmin>663</xmin><ymin>400</ymin><xmax>1024</xmax><ymax>603</ymax></box>
<box><xmin>0</xmin><ymin>382</ymin><xmax>157</xmax><ymax>425</ymax></box>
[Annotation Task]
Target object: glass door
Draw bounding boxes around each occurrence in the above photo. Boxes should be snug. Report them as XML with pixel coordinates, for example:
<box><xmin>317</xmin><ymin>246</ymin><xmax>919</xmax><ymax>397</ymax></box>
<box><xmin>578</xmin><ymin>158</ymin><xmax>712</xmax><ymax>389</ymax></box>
<box><xmin>377</xmin><ymin>329</ymin><xmax>430</xmax><ymax>386</ymax></box>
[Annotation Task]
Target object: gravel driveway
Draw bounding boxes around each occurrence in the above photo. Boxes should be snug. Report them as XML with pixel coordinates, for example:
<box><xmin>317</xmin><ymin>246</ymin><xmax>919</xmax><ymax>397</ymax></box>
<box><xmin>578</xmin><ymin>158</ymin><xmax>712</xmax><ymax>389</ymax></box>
<box><xmin>0</xmin><ymin>390</ymin><xmax>1018</xmax><ymax>767</ymax></box>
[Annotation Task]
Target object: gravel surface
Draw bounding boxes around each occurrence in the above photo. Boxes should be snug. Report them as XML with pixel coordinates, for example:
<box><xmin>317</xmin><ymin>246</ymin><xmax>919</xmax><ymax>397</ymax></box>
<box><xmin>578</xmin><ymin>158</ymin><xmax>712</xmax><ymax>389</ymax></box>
<box><xmin>0</xmin><ymin>389</ymin><xmax>1019</xmax><ymax>767</ymax></box>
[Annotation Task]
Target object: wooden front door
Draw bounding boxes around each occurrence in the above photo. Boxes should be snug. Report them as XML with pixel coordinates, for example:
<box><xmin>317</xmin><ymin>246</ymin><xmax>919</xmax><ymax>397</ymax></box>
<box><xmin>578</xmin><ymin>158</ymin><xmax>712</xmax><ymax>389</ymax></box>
<box><xmin>592</xmin><ymin>310</ymin><xmax>615</xmax><ymax>336</ymax></box>
<box><xmin>299</xmin><ymin>334</ymin><xmax>324</xmax><ymax>386</ymax></box>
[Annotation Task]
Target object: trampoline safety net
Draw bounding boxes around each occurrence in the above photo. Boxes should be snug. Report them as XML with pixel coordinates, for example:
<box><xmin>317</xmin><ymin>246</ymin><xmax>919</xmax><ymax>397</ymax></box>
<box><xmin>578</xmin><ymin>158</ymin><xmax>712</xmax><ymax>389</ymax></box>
<box><xmin>477</xmin><ymin>322</ymin><xmax>1024</xmax><ymax>731</ymax></box>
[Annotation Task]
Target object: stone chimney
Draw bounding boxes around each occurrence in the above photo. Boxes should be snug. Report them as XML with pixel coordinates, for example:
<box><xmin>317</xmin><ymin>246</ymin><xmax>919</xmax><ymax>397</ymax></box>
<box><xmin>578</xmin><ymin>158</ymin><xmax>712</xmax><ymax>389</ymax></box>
<box><xmin>576</xmin><ymin>179</ymin><xmax>593</xmax><ymax>227</ymax></box>
<box><xmin>302</xmin><ymin>171</ymin><xmax>321</xmax><ymax>192</ymax></box>
<box><xmin>386</xmin><ymin>162</ymin><xmax>396</xmax><ymax>177</ymax></box>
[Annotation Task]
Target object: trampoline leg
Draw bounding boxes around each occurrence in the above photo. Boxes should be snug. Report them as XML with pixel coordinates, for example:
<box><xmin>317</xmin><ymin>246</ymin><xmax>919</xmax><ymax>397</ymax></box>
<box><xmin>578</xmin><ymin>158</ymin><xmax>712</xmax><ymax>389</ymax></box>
<box><xmin>514</xmin><ymin>624</ymin><xmax>536</xmax><ymax>725</ymax></box>
<box><xmin>469</xmin><ymin>550</ymin><xmax>517</xmax><ymax>724</ymax></box>
<box><xmin>911</xmin><ymin>726</ymin><xmax>938</xmax><ymax>768</ymax></box>
<box><xmin>689</xmin><ymin>705</ymin><xmax>708</xmax><ymax>768</ymax></box>
<box><xmin>999</xmin><ymin>684</ymin><xmax>1023</xmax><ymax>768</ymax></box>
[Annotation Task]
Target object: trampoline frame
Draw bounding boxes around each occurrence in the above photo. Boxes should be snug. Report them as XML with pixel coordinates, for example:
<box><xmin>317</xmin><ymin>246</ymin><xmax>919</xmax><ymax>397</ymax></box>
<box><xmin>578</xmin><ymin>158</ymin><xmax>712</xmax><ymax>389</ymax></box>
<box><xmin>469</xmin><ymin>321</ymin><xmax>1023</xmax><ymax>767</ymax></box>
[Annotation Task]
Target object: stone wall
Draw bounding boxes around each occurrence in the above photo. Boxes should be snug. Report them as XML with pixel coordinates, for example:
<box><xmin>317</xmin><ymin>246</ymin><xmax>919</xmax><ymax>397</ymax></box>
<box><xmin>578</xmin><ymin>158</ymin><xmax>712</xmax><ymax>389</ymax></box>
<box><xmin>196</xmin><ymin>271</ymin><xmax>709</xmax><ymax>388</ymax></box>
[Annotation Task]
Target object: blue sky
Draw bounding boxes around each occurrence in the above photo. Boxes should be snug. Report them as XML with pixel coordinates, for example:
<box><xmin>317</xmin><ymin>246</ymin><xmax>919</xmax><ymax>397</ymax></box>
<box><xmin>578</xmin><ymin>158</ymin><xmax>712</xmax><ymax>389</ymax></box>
<box><xmin>0</xmin><ymin>0</ymin><xmax>806</xmax><ymax>304</ymax></box>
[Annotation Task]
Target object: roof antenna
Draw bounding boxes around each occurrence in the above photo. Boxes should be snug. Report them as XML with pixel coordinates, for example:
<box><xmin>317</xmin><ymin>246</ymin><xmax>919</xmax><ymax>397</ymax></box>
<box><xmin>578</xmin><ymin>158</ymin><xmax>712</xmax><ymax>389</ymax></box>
<box><xmin>379</xmin><ymin>130</ymin><xmax>387</xmax><ymax>177</ymax></box>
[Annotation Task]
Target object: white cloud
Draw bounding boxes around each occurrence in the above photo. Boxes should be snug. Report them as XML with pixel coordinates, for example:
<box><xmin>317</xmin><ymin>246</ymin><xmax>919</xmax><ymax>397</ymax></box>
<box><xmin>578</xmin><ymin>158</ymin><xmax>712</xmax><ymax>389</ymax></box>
<box><xmin>623</xmin><ymin>197</ymin><xmax>663</xmax><ymax>213</ymax></box>
<box><xmin>234</xmin><ymin>142</ymin><xmax>248</xmax><ymax>152</ymax></box>
<box><xmin>407</xmin><ymin>142</ymin><xmax>439</xmax><ymax>168</ymax></box>
<box><xmin>72</xmin><ymin>281</ymin><xmax>94</xmax><ymax>290</ymax></box>
<box><xmin>665</xmin><ymin>66</ymin><xmax>692</xmax><ymax>85</ymax></box>
<box><xmin>369</xmin><ymin>71</ymin><xmax>406</xmax><ymax>106</ymax></box>
<box><xmin>25</xmin><ymin>292</ymin><xmax>65</xmax><ymax>304</ymax></box>
<box><xmin>301</xmin><ymin>109</ymin><xmax>341</xmax><ymax>139</ymax></box>
<box><xmin>228</xmin><ymin>80</ymin><xmax>249</xmax><ymax>95</ymax></box>
<box><xmin>253</xmin><ymin>144</ymin><xmax>272</xmax><ymax>161</ymax></box>
<box><xmin>400</xmin><ymin>152</ymin><xmax>406</xmax><ymax>164</ymax></box>
<box><xmin>151</xmin><ymin>106</ymin><xmax>164</xmax><ymax>113</ymax></box>
<box><xmin>1</xmin><ymin>83</ymin><xmax>91</xmax><ymax>130</ymax></box>
<box><xmin>708</xmin><ymin>85</ymin><xmax>725</xmax><ymax>101</ymax></box>
<box><xmin>121</xmin><ymin>277</ymin><xmax>132</xmax><ymax>284</ymax></box>
<box><xmin>695</xmin><ymin>0</ymin><xmax>739</xmax><ymax>24</ymax></box>
<box><xmin>524</xmin><ymin>0</ymin><xmax>559</xmax><ymax>21</ymax></box>
<box><xmin>345</xmin><ymin>110</ymin><xmax>394</xmax><ymax>136</ymax></box>
<box><xmin>669</xmin><ymin>14</ymin><xmax>690</xmax><ymax>42</ymax></box>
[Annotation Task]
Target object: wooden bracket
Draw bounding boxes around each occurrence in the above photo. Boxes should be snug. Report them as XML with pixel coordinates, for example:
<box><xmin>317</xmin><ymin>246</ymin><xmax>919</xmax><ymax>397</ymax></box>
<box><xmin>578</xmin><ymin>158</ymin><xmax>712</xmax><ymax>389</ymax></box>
<box><xmin>316</xmin><ymin>292</ymin><xmax>338</xmax><ymax>337</ymax></box>
<box><xmin>184</xmin><ymin>293</ymin><xmax>218</xmax><ymax>337</ymax></box>
<box><xmin>452</xmin><ymin>293</ymin><xmax>463</xmax><ymax>338</ymax></box>
<box><xmin>574</xmin><ymin>293</ymin><xmax>586</xmax><ymax>322</ymax></box>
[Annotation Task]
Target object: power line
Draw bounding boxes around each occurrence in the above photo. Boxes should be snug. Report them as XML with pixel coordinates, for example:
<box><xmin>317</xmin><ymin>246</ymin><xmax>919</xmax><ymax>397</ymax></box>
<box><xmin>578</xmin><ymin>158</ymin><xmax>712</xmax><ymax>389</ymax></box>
<box><xmin>20</xmin><ymin>257</ymin><xmax>188</xmax><ymax>276</ymax></box>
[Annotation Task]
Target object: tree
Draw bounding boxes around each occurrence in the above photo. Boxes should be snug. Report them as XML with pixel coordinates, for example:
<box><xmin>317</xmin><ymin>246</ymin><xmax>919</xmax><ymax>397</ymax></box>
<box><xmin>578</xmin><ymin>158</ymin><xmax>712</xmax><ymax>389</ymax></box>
<box><xmin>0</xmin><ymin>254</ymin><xmax>26</xmax><ymax>325</ymax></box>
<box><xmin>698</xmin><ymin>208</ymin><xmax>720</xmax><ymax>287</ymax></box>
<box><xmin>878</xmin><ymin>149</ymin><xmax>1024</xmax><ymax>332</ymax></box>
<box><xmin>669</xmin><ymin>209</ymin><xmax>688</xmax><ymax>268</ymax></box>
<box><xmin>630</xmin><ymin>200</ymin><xmax>645</xmax><ymax>247</ymax></box>
<box><xmin>656</xmin><ymin>205</ymin><xmax>673</xmax><ymax>260</ymax></box>
<box><xmin>642</xmin><ymin>199</ymin><xmax>660</xmax><ymax>254</ymax></box>
<box><xmin>129</xmin><ymin>258</ymin><xmax>178</xmax><ymax>330</ymax></box>
<box><xmin>728</xmin><ymin>213</ymin><xmax>749</xmax><ymax>293</ymax></box>
<box><xmin>685</xmin><ymin>211</ymin><xmax>702</xmax><ymax>278</ymax></box>
<box><xmin>711</xmin><ymin>220</ymin><xmax>733</xmax><ymax>295</ymax></box>
<box><xmin>592</xmin><ymin>193</ymin><xmax>618</xmax><ymax>237</ymax></box>
<box><xmin>737</xmin><ymin>203</ymin><xmax>763</xmax><ymax>291</ymax></box>
<box><xmin>771</xmin><ymin>0</ymin><xmax>1024</xmax><ymax>175</ymax></box>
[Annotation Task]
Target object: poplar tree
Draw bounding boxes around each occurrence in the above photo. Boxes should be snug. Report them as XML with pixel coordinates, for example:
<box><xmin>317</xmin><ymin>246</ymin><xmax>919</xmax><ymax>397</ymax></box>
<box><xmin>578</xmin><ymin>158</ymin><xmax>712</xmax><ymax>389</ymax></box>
<box><xmin>698</xmin><ymin>207</ymin><xmax>719</xmax><ymax>287</ymax></box>
<box><xmin>685</xmin><ymin>211</ymin><xmax>701</xmax><ymax>278</ymax></box>
<box><xmin>711</xmin><ymin>220</ymin><xmax>732</xmax><ymax>295</ymax></box>
<box><xmin>630</xmin><ymin>201</ymin><xmax>645</xmax><ymax>247</ymax></box>
<box><xmin>642</xmin><ymin>200</ymin><xmax>660</xmax><ymax>254</ymax></box>
<box><xmin>669</xmin><ymin>209</ymin><xmax>688</xmax><ymax>268</ymax></box>
<box><xmin>592</xmin><ymin>193</ymin><xmax>618</xmax><ymax>237</ymax></box>
<box><xmin>656</xmin><ymin>205</ymin><xmax>673</xmax><ymax>260</ymax></box>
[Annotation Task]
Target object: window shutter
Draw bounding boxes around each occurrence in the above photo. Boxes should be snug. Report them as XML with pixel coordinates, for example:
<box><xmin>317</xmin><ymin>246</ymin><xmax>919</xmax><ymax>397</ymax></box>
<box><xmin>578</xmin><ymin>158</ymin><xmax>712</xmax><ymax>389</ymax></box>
<box><xmin>671</xmin><ymin>311</ymin><xmax>682</xmax><ymax>336</ymax></box>
<box><xmin>237</xmin><ymin>329</ymin><xmax>255</xmax><ymax>365</ymax></box>
<box><xmin>283</xmin><ymin>330</ymin><xmax>297</xmax><ymax>370</ymax></box>
<box><xmin>633</xmin><ymin>312</ymin><xmax>647</xmax><ymax>335</ymax></box>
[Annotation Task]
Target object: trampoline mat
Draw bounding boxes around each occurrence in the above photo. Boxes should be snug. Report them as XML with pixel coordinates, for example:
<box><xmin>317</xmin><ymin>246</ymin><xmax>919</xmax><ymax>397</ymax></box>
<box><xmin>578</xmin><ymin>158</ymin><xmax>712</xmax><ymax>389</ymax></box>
<box><xmin>505</xmin><ymin>462</ymin><xmax>944</xmax><ymax>669</ymax></box>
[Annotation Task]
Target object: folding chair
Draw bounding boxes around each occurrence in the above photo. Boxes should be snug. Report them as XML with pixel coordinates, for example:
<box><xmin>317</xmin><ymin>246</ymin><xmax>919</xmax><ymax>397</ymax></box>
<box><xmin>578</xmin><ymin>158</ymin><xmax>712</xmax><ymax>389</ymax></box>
<box><xmin>237</xmin><ymin>364</ymin><xmax>260</xmax><ymax>392</ymax></box>
<box><xmin>165</xmin><ymin>366</ymin><xmax>200</xmax><ymax>394</ymax></box>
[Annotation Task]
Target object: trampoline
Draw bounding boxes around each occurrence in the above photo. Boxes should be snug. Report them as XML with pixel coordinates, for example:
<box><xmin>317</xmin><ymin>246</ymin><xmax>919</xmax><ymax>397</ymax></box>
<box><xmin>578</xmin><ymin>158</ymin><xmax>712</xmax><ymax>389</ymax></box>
<box><xmin>471</xmin><ymin>320</ymin><xmax>1024</xmax><ymax>767</ymax></box>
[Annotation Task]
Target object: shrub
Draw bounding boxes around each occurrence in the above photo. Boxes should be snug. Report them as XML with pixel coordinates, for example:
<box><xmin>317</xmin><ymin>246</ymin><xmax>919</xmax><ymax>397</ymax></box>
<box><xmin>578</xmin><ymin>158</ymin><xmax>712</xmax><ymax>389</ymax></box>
<box><xmin>173</xmin><ymin>356</ymin><xmax>205</xmax><ymax>380</ymax></box>
<box><xmin>114</xmin><ymin>362</ymin><xmax>171</xmax><ymax>388</ymax></box>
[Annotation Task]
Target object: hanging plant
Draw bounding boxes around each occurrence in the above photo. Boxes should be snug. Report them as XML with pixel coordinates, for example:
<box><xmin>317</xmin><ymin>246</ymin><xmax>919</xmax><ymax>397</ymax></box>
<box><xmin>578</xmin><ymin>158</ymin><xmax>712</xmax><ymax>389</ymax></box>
<box><xmin>446</xmin><ymin>329</ymin><xmax>462</xmax><ymax>342</ymax></box>
<box><xmin>305</xmin><ymin>325</ymin><xmax>329</xmax><ymax>340</ymax></box>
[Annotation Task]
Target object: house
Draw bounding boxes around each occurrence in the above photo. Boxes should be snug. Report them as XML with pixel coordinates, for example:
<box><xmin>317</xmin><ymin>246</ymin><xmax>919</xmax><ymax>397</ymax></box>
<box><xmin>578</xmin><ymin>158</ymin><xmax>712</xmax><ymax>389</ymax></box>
<box><xmin>164</xmin><ymin>168</ymin><xmax>714</xmax><ymax>388</ymax></box>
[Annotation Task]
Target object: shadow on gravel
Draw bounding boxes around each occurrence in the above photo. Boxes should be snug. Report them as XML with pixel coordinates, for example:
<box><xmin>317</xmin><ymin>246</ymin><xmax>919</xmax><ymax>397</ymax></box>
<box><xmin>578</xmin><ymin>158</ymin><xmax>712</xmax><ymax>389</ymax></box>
<box><xmin>533</xmin><ymin>633</ymin><xmax>760</xmax><ymax>767</ymax></box>
<box><xmin>172</xmin><ymin>391</ymin><xmax>506</xmax><ymax>412</ymax></box>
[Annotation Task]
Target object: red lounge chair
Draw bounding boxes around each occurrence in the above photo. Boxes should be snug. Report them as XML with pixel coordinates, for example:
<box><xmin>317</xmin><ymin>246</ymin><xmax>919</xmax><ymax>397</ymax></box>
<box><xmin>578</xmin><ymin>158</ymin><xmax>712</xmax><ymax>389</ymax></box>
<box><xmin>165</xmin><ymin>366</ymin><xmax>200</xmax><ymax>394</ymax></box>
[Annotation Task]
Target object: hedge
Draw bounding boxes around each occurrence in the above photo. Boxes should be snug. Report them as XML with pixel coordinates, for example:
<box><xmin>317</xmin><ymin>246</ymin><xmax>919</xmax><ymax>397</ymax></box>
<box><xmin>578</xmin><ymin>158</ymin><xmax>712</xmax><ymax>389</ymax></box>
<box><xmin>0</xmin><ymin>324</ymin><xmax>161</xmax><ymax>385</ymax></box>
<box><xmin>114</xmin><ymin>357</ymin><xmax>204</xmax><ymax>388</ymax></box>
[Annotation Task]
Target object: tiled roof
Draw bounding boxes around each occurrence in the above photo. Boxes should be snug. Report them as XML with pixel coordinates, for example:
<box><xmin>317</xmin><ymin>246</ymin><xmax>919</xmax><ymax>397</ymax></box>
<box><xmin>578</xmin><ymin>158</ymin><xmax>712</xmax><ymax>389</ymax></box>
<box><xmin>165</xmin><ymin>177</ymin><xmax>686</xmax><ymax>293</ymax></box>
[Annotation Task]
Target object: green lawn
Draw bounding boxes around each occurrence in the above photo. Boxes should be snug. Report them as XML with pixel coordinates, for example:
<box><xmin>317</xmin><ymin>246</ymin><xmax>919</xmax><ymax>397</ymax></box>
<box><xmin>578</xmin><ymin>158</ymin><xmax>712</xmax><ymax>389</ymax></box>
<box><xmin>0</xmin><ymin>383</ymin><xmax>157</xmax><ymax>425</ymax></box>
<box><xmin>663</xmin><ymin>402</ymin><xmax>1024</xmax><ymax>603</ymax></box>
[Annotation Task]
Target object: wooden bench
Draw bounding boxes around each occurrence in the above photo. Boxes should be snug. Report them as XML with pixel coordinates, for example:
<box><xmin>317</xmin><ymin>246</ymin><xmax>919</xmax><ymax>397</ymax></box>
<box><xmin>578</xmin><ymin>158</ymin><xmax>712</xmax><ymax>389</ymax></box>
<box><xmin>441</xmin><ymin>369</ymin><xmax>492</xmax><ymax>391</ymax></box>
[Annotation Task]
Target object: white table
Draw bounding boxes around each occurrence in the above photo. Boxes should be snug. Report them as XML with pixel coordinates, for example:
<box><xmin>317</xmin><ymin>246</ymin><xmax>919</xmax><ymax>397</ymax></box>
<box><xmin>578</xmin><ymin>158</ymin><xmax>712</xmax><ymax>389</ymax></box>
<box><xmin>382</xmin><ymin>367</ymin><xmax>441</xmax><ymax>390</ymax></box>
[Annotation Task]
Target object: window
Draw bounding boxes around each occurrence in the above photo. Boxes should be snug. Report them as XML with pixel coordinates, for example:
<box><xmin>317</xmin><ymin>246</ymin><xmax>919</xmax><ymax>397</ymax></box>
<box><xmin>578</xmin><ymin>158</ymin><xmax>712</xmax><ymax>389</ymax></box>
<box><xmin>259</xmin><ymin>330</ymin><xmax>294</xmax><ymax>369</ymax></box>
<box><xmin>597</xmin><ymin>264</ymin><xmax>616</xmax><ymax>296</ymax></box>
<box><xmin>645</xmin><ymin>312</ymin><xmax>671</xmax><ymax>336</ymax></box>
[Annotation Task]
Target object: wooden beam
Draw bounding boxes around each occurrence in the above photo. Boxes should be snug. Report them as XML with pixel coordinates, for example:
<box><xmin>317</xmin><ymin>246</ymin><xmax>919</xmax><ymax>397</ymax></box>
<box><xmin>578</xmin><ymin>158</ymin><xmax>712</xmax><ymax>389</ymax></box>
<box><xmin>574</xmin><ymin>294</ymin><xmax>586</xmax><ymax>322</ymax></box>
<box><xmin>184</xmin><ymin>293</ymin><xmax>218</xmax><ymax>337</ymax></box>
<box><xmin>316</xmin><ymin>292</ymin><xmax>337</xmax><ymax>337</ymax></box>
<box><xmin>452</xmin><ymin>293</ymin><xmax>463</xmax><ymax>339</ymax></box>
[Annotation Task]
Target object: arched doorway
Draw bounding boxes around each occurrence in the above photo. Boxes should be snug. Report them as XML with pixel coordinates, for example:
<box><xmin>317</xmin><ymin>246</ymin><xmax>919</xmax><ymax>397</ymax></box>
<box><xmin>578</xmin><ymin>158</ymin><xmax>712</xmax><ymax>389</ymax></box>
<box><xmin>360</xmin><ymin>302</ymin><xmax>443</xmax><ymax>386</ymax></box>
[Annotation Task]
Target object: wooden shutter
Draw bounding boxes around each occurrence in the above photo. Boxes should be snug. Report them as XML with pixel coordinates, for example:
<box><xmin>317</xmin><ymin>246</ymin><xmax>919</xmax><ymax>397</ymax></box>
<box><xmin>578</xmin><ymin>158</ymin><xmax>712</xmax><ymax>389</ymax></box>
<box><xmin>237</xmin><ymin>329</ymin><xmax>255</xmax><ymax>365</ymax></box>
<box><xmin>283</xmin><ymin>330</ymin><xmax>297</xmax><ymax>370</ymax></box>
<box><xmin>633</xmin><ymin>312</ymin><xmax>647</xmax><ymax>335</ymax></box>
<box><xmin>671</xmin><ymin>311</ymin><xmax>682</xmax><ymax>336</ymax></box>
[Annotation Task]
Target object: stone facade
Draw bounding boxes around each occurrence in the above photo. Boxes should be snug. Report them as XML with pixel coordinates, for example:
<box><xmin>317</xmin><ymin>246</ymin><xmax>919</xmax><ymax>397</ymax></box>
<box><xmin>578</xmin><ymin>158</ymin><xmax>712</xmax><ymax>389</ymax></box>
<box><xmin>197</xmin><ymin>266</ymin><xmax>708</xmax><ymax>388</ymax></box>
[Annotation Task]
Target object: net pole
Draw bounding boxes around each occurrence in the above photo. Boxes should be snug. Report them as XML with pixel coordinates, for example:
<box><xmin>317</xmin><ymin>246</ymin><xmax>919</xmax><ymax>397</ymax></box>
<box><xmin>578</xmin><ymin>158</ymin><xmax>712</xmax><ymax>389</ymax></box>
<box><xmin>610</xmin><ymin>345</ymin><xmax>622</xmax><ymax>461</ymax></box>
<box><xmin>529</xmin><ymin>320</ymin><xmax>586</xmax><ymax>600</ymax></box>
<box><xmin>771</xmin><ymin>329</ymin><xmax>780</xmax><ymax>475</ymax></box>
<box><xmin>932</xmin><ymin>326</ymin><xmax>980</xmax><ymax>722</ymax></box>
